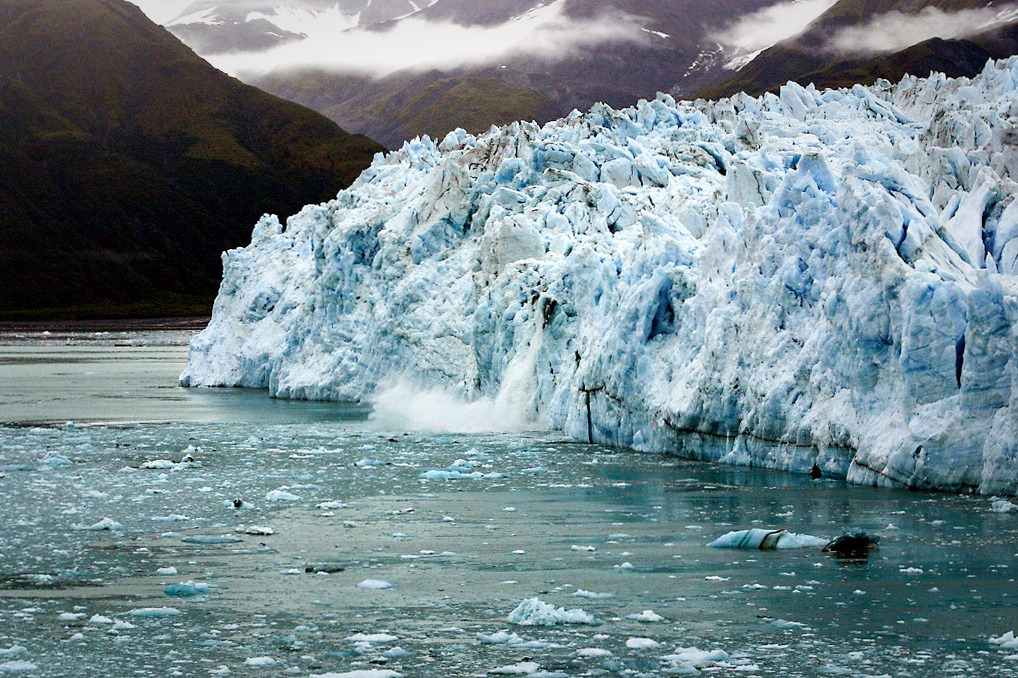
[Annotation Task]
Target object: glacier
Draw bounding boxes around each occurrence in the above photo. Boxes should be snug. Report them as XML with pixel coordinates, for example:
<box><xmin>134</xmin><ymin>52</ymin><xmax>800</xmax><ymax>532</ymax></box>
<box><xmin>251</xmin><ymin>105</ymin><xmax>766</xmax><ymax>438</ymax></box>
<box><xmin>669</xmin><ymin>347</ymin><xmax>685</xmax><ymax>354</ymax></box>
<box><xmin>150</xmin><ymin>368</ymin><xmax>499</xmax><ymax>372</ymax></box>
<box><xmin>182</xmin><ymin>58</ymin><xmax>1018</xmax><ymax>495</ymax></box>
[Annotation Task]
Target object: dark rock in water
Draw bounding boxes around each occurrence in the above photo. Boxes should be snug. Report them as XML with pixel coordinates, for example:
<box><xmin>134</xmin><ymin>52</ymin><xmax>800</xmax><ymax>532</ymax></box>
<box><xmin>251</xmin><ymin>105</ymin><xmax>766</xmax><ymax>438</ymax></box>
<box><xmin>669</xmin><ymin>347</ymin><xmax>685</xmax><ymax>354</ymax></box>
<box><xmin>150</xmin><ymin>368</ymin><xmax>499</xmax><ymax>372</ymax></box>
<box><xmin>305</xmin><ymin>564</ymin><xmax>345</xmax><ymax>574</ymax></box>
<box><xmin>822</xmin><ymin>530</ymin><xmax>879</xmax><ymax>558</ymax></box>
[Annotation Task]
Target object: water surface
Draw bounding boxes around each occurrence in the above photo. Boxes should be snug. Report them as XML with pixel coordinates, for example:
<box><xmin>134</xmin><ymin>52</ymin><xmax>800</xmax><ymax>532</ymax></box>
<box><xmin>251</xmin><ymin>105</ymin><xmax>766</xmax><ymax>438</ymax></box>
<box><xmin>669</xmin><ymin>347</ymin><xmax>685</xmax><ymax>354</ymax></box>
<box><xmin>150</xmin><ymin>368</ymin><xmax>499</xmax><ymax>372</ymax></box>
<box><xmin>0</xmin><ymin>330</ymin><xmax>1015</xmax><ymax>677</ymax></box>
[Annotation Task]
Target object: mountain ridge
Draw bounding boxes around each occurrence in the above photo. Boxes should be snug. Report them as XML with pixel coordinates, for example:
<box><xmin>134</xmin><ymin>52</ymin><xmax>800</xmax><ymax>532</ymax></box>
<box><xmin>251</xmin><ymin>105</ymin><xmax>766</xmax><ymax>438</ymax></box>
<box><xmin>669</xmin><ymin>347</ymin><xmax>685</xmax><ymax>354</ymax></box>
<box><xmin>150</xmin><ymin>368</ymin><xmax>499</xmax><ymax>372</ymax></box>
<box><xmin>0</xmin><ymin>0</ymin><xmax>383</xmax><ymax>319</ymax></box>
<box><xmin>697</xmin><ymin>0</ymin><xmax>1018</xmax><ymax>99</ymax></box>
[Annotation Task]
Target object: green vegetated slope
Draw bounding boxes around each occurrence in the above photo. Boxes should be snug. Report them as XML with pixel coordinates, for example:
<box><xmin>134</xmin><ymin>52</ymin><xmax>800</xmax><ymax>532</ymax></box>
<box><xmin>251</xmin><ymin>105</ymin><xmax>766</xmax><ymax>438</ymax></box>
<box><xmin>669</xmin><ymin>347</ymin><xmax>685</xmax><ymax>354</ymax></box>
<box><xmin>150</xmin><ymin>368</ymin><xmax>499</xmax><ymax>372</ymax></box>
<box><xmin>261</xmin><ymin>70</ymin><xmax>557</xmax><ymax>149</ymax></box>
<box><xmin>0</xmin><ymin>0</ymin><xmax>383</xmax><ymax>319</ymax></box>
<box><xmin>698</xmin><ymin>0</ymin><xmax>1018</xmax><ymax>99</ymax></box>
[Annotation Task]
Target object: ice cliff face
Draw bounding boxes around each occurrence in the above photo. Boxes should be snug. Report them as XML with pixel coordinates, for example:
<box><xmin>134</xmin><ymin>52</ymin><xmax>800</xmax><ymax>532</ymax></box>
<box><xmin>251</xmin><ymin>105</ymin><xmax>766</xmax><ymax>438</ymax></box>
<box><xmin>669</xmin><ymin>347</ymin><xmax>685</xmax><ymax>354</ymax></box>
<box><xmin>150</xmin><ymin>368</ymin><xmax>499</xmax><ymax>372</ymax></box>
<box><xmin>182</xmin><ymin>59</ymin><xmax>1018</xmax><ymax>495</ymax></box>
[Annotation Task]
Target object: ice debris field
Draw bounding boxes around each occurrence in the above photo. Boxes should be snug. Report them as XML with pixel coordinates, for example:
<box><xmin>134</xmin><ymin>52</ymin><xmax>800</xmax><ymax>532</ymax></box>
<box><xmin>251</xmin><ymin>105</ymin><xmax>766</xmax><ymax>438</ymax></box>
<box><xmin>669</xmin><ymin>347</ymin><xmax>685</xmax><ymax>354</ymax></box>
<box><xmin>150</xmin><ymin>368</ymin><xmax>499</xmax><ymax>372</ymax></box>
<box><xmin>2</xmin><ymin>421</ymin><xmax>1018</xmax><ymax>677</ymax></box>
<box><xmin>183</xmin><ymin>58</ymin><xmax>1018</xmax><ymax>496</ymax></box>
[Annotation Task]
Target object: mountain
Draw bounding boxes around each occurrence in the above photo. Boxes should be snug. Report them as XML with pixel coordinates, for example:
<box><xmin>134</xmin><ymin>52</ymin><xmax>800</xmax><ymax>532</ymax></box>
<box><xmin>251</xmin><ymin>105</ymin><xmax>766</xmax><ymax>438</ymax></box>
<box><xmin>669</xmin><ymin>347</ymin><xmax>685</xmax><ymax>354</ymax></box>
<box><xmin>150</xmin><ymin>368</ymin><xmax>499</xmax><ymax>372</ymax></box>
<box><xmin>181</xmin><ymin>58</ymin><xmax>1018</xmax><ymax>495</ymax></box>
<box><xmin>698</xmin><ymin>0</ymin><xmax>1018</xmax><ymax>99</ymax></box>
<box><xmin>0</xmin><ymin>0</ymin><xmax>383</xmax><ymax>319</ymax></box>
<box><xmin>161</xmin><ymin>0</ymin><xmax>801</xmax><ymax>148</ymax></box>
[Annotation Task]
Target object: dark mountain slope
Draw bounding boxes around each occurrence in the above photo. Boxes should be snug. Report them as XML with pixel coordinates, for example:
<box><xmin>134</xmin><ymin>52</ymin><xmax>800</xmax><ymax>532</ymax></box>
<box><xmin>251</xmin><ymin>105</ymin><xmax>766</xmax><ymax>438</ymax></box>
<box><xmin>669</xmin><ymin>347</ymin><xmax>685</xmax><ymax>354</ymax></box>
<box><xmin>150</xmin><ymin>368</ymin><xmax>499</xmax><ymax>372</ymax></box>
<box><xmin>698</xmin><ymin>0</ymin><xmax>1018</xmax><ymax>99</ymax></box>
<box><xmin>0</xmin><ymin>0</ymin><xmax>382</xmax><ymax>318</ymax></box>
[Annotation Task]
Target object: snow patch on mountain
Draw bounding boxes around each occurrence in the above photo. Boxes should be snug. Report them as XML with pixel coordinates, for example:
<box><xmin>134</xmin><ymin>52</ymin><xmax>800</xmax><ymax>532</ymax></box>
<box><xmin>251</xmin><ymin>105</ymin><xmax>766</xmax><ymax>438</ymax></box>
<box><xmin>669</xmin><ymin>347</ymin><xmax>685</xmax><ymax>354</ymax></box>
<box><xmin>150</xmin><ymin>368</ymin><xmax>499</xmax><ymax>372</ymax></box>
<box><xmin>246</xmin><ymin>6</ymin><xmax>362</xmax><ymax>36</ymax></box>
<box><xmin>182</xmin><ymin>59</ymin><xmax>1018</xmax><ymax>495</ymax></box>
<box><xmin>166</xmin><ymin>7</ymin><xmax>223</xmax><ymax>27</ymax></box>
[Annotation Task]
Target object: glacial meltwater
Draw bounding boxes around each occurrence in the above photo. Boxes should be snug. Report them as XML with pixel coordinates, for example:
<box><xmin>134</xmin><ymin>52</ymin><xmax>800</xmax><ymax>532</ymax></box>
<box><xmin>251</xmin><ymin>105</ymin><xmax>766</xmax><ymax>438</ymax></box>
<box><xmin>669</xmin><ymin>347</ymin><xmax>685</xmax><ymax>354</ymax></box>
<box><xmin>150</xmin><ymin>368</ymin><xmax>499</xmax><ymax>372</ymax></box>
<box><xmin>1</xmin><ymin>327</ymin><xmax>1016</xmax><ymax>677</ymax></box>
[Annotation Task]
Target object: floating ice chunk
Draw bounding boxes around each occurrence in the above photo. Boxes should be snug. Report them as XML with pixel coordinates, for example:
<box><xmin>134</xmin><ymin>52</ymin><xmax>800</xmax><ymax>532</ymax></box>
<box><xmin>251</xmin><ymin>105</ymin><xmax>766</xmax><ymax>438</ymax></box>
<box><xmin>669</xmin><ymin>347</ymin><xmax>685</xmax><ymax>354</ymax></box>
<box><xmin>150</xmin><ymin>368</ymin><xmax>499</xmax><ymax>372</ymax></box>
<box><xmin>89</xmin><ymin>615</ymin><xmax>113</xmax><ymax>624</ymax></box>
<box><xmin>245</xmin><ymin>657</ymin><xmax>277</xmax><ymax>667</ymax></box>
<box><xmin>660</xmin><ymin>647</ymin><xmax>729</xmax><ymax>670</ymax></box>
<box><xmin>771</xmin><ymin>619</ymin><xmax>808</xmax><ymax>629</ymax></box>
<box><xmin>266</xmin><ymin>489</ymin><xmax>300</xmax><ymax>501</ymax></box>
<box><xmin>574</xmin><ymin>648</ymin><xmax>612</xmax><ymax>657</ymax></box>
<box><xmin>708</xmin><ymin>529</ymin><xmax>828</xmax><ymax>550</ymax></box>
<box><xmin>507</xmin><ymin>598</ymin><xmax>599</xmax><ymax>626</ymax></box>
<box><xmin>571</xmin><ymin>545</ymin><xmax>596</xmax><ymax>552</ymax></box>
<box><xmin>627</xmin><ymin>610</ymin><xmax>666</xmax><ymax>622</ymax></box>
<box><xmin>181</xmin><ymin>535</ymin><xmax>242</xmax><ymax>544</ymax></box>
<box><xmin>141</xmin><ymin>452</ymin><xmax>202</xmax><ymax>470</ymax></box>
<box><xmin>41</xmin><ymin>452</ymin><xmax>72</xmax><ymax>465</ymax></box>
<box><xmin>0</xmin><ymin>661</ymin><xmax>37</xmax><ymax>673</ymax></box>
<box><xmin>125</xmin><ymin>607</ymin><xmax>183</xmax><ymax>617</ymax></box>
<box><xmin>152</xmin><ymin>514</ymin><xmax>190</xmax><ymax>522</ymax></box>
<box><xmin>74</xmin><ymin>518</ymin><xmax>123</xmax><ymax>531</ymax></box>
<box><xmin>626</xmin><ymin>637</ymin><xmax>660</xmax><ymax>649</ymax></box>
<box><xmin>245</xmin><ymin>525</ymin><xmax>275</xmax><ymax>535</ymax></box>
<box><xmin>317</xmin><ymin>500</ymin><xmax>350</xmax><ymax>510</ymax></box>
<box><xmin>615</xmin><ymin>562</ymin><xmax>634</xmax><ymax>570</ymax></box>
<box><xmin>164</xmin><ymin>581</ymin><xmax>211</xmax><ymax>597</ymax></box>
<box><xmin>490</xmin><ymin>661</ymin><xmax>540</xmax><ymax>675</ymax></box>
<box><xmin>355</xmin><ymin>458</ymin><xmax>386</xmax><ymax>468</ymax></box>
<box><xmin>310</xmin><ymin>671</ymin><xmax>401</xmax><ymax>678</ymax></box>
<box><xmin>991</xmin><ymin>498</ymin><xmax>1018</xmax><ymax>513</ymax></box>
<box><xmin>477</xmin><ymin>631</ymin><xmax>524</xmax><ymax>645</ymax></box>
<box><xmin>704</xmin><ymin>576</ymin><xmax>729</xmax><ymax>582</ymax></box>
<box><xmin>346</xmin><ymin>633</ymin><xmax>398</xmax><ymax>643</ymax></box>
<box><xmin>573</xmin><ymin>590</ymin><xmax>614</xmax><ymax>599</ymax></box>
<box><xmin>419</xmin><ymin>469</ymin><xmax>501</xmax><ymax>480</ymax></box>
<box><xmin>57</xmin><ymin>613</ymin><xmax>85</xmax><ymax>621</ymax></box>
<box><xmin>0</xmin><ymin>648</ymin><xmax>26</xmax><ymax>657</ymax></box>
<box><xmin>356</xmin><ymin>579</ymin><xmax>393</xmax><ymax>590</ymax></box>
<box><xmin>141</xmin><ymin>460</ymin><xmax>176</xmax><ymax>469</ymax></box>
<box><xmin>991</xmin><ymin>631</ymin><xmax>1018</xmax><ymax>649</ymax></box>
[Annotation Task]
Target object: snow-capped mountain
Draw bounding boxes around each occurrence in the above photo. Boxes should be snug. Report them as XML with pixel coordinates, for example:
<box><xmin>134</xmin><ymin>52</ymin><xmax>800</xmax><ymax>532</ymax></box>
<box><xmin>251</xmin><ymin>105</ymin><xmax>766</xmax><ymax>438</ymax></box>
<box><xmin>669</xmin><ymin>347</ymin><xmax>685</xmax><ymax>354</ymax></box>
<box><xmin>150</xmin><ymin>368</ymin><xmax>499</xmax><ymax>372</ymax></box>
<box><xmin>157</xmin><ymin>0</ymin><xmax>797</xmax><ymax>148</ymax></box>
<box><xmin>182</xmin><ymin>59</ymin><xmax>1018</xmax><ymax>495</ymax></box>
<box><xmin>703</xmin><ymin>0</ymin><xmax>1018</xmax><ymax>99</ymax></box>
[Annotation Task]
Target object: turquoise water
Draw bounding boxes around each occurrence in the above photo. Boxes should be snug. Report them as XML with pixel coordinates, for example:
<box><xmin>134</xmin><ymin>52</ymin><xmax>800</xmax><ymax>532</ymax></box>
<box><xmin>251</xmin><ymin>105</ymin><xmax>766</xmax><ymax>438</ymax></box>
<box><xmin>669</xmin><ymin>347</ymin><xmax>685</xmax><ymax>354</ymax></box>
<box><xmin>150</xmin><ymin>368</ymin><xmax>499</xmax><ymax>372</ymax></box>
<box><xmin>0</xmin><ymin>331</ymin><xmax>1016</xmax><ymax>677</ymax></box>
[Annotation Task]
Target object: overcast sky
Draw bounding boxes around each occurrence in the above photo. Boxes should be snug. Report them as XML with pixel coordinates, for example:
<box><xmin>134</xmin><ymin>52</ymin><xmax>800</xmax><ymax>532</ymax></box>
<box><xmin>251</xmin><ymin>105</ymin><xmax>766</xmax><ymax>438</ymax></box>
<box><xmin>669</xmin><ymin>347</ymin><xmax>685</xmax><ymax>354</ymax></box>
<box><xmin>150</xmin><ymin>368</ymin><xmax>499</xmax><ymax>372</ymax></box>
<box><xmin>127</xmin><ymin>0</ymin><xmax>194</xmax><ymax>25</ymax></box>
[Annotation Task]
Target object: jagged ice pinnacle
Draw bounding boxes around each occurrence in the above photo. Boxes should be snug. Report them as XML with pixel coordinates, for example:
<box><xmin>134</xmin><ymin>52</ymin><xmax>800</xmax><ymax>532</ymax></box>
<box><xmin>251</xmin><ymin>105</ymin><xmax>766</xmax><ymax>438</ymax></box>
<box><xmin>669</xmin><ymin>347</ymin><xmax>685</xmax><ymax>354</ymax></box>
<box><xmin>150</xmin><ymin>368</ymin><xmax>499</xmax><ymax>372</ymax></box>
<box><xmin>182</xmin><ymin>58</ymin><xmax>1018</xmax><ymax>495</ymax></box>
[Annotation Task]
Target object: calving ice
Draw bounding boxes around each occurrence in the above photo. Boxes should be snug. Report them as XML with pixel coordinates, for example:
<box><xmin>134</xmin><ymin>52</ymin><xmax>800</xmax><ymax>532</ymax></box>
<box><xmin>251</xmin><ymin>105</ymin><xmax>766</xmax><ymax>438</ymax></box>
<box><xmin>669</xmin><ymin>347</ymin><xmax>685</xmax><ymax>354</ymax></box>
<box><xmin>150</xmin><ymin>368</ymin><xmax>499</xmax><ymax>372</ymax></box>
<box><xmin>182</xmin><ymin>59</ymin><xmax>1018</xmax><ymax>495</ymax></box>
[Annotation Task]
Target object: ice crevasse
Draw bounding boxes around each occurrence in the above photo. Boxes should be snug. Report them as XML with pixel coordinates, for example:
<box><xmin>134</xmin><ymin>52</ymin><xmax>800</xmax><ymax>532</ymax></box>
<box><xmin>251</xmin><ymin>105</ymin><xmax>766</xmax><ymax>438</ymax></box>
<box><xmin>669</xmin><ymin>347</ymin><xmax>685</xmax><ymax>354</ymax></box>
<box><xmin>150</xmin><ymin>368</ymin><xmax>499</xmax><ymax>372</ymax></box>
<box><xmin>182</xmin><ymin>58</ymin><xmax>1018</xmax><ymax>495</ymax></box>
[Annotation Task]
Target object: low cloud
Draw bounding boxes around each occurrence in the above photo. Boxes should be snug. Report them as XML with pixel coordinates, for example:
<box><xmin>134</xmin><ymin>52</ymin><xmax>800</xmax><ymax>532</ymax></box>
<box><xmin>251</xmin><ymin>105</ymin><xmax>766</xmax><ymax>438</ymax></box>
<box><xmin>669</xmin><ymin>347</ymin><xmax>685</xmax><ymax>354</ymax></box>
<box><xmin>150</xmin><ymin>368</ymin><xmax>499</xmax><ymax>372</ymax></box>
<box><xmin>127</xmin><ymin>0</ymin><xmax>195</xmax><ymax>25</ymax></box>
<box><xmin>714</xmin><ymin>0</ymin><xmax>838</xmax><ymax>54</ymax></box>
<box><xmin>207</xmin><ymin>0</ymin><xmax>650</xmax><ymax>79</ymax></box>
<box><xmin>827</xmin><ymin>7</ymin><xmax>1018</xmax><ymax>55</ymax></box>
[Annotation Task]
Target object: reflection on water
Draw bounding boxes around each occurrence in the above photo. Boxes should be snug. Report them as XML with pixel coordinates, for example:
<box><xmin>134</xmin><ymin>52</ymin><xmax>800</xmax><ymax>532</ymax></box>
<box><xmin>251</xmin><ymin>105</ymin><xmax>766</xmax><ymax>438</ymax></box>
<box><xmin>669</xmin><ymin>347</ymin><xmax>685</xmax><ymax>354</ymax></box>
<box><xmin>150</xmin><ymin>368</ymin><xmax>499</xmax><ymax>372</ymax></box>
<box><xmin>0</xmin><ymin>333</ymin><xmax>370</xmax><ymax>425</ymax></box>
<box><xmin>0</xmin><ymin>331</ymin><xmax>1016</xmax><ymax>677</ymax></box>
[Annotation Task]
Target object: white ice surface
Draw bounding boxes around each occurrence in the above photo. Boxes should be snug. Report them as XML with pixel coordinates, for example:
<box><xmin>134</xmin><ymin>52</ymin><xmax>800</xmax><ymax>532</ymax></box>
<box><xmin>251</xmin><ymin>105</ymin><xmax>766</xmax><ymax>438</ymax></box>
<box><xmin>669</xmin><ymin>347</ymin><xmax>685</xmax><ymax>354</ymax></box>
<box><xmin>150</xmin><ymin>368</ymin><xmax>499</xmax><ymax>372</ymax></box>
<box><xmin>708</xmin><ymin>528</ymin><xmax>829</xmax><ymax>549</ymax></box>
<box><xmin>507</xmin><ymin>598</ymin><xmax>598</xmax><ymax>626</ymax></box>
<box><xmin>183</xmin><ymin>58</ymin><xmax>1018</xmax><ymax>494</ymax></box>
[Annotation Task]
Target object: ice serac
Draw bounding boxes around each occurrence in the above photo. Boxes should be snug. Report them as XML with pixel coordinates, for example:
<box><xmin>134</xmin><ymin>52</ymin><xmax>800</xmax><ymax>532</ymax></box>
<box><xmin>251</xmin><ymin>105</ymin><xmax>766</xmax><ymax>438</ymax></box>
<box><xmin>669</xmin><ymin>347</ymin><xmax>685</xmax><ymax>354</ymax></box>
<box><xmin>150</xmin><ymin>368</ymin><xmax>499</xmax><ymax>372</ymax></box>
<box><xmin>182</xmin><ymin>59</ymin><xmax>1018</xmax><ymax>495</ymax></box>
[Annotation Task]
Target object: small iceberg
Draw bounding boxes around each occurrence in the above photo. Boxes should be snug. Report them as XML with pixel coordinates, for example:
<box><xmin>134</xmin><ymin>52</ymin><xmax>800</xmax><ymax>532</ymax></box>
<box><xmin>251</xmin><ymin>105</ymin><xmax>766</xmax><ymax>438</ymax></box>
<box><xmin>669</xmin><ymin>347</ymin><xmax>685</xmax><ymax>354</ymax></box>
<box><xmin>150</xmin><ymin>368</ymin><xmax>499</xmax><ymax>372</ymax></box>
<box><xmin>507</xmin><ymin>598</ymin><xmax>599</xmax><ymax>626</ymax></box>
<box><xmin>708</xmin><ymin>528</ymin><xmax>828</xmax><ymax>550</ymax></box>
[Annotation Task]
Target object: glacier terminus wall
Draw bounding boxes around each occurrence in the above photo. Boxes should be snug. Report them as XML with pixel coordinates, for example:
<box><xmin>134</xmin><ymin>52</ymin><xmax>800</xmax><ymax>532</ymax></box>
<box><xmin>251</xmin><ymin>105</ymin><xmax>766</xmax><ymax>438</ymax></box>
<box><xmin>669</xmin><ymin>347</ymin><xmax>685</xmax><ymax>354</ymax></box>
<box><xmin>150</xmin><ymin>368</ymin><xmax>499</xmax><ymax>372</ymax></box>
<box><xmin>182</xmin><ymin>59</ymin><xmax>1018</xmax><ymax>495</ymax></box>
